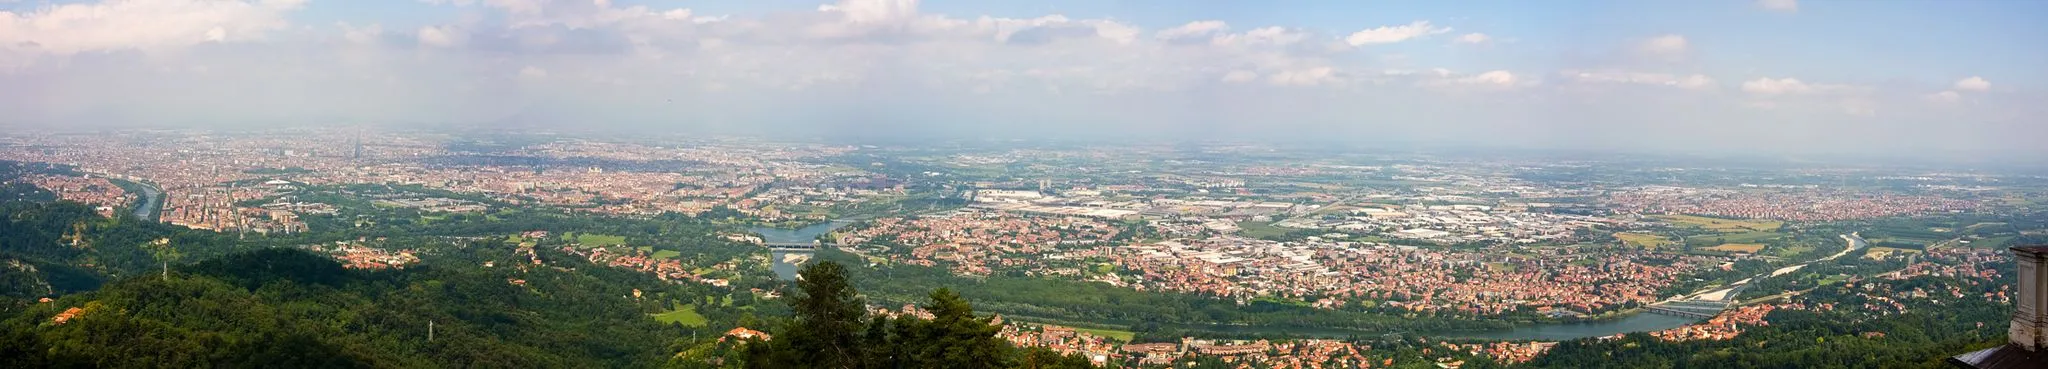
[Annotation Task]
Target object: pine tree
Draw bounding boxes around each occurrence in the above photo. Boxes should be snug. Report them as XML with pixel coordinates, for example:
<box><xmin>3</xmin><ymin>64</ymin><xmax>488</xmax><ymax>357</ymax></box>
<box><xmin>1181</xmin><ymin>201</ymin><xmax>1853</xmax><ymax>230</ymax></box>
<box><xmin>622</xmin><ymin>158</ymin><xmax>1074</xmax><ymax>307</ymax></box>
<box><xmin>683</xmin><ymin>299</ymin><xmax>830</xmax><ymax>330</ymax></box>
<box><xmin>911</xmin><ymin>288</ymin><xmax>1012</xmax><ymax>369</ymax></box>
<box><xmin>761</xmin><ymin>261</ymin><xmax>868</xmax><ymax>369</ymax></box>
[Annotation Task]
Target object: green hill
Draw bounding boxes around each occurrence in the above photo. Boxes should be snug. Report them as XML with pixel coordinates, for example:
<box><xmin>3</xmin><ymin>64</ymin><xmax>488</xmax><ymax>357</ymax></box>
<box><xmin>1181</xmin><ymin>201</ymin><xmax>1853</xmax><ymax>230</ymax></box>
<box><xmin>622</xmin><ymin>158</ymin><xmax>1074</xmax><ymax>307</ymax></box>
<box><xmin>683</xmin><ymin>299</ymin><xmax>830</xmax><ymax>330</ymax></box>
<box><xmin>1</xmin><ymin>248</ymin><xmax>684</xmax><ymax>368</ymax></box>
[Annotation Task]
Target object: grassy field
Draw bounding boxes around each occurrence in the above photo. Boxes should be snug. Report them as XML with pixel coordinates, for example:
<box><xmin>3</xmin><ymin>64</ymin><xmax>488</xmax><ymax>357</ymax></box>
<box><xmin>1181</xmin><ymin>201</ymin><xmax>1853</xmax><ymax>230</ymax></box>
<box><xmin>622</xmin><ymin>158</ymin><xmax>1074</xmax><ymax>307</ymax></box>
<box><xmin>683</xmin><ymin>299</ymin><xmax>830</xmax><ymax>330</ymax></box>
<box><xmin>568</xmin><ymin>232</ymin><xmax>628</xmax><ymax>246</ymax></box>
<box><xmin>1236</xmin><ymin>221</ymin><xmax>1294</xmax><ymax>239</ymax></box>
<box><xmin>1963</xmin><ymin>222</ymin><xmax>2008</xmax><ymax>232</ymax></box>
<box><xmin>1866</xmin><ymin>247</ymin><xmax>1925</xmax><ymax>260</ymax></box>
<box><xmin>1072</xmin><ymin>327</ymin><xmax>1136</xmax><ymax>342</ymax></box>
<box><xmin>652</xmin><ymin>305</ymin><xmax>708</xmax><ymax>327</ymax></box>
<box><xmin>1656</xmin><ymin>215</ymin><xmax>1782</xmax><ymax>232</ymax></box>
<box><xmin>1614</xmin><ymin>232</ymin><xmax>1675</xmax><ymax>249</ymax></box>
<box><xmin>1970</xmin><ymin>236</ymin><xmax>2016</xmax><ymax>249</ymax></box>
<box><xmin>1487</xmin><ymin>262</ymin><xmax>1521</xmax><ymax>273</ymax></box>
<box><xmin>1714</xmin><ymin>231</ymin><xmax>1783</xmax><ymax>243</ymax></box>
<box><xmin>652</xmin><ymin>250</ymin><xmax>681</xmax><ymax>260</ymax></box>
<box><xmin>1770</xmin><ymin>243</ymin><xmax>1817</xmax><ymax>259</ymax></box>
<box><xmin>1704</xmin><ymin>243</ymin><xmax>1766</xmax><ymax>253</ymax></box>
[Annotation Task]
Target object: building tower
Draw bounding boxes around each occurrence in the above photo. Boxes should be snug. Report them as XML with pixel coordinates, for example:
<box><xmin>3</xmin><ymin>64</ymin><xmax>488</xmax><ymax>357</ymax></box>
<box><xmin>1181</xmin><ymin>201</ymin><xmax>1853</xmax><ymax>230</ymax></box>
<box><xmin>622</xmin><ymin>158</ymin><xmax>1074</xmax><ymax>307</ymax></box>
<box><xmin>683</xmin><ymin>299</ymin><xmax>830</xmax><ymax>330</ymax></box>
<box><xmin>2012</xmin><ymin>246</ymin><xmax>2048</xmax><ymax>350</ymax></box>
<box><xmin>1949</xmin><ymin>245</ymin><xmax>2048</xmax><ymax>368</ymax></box>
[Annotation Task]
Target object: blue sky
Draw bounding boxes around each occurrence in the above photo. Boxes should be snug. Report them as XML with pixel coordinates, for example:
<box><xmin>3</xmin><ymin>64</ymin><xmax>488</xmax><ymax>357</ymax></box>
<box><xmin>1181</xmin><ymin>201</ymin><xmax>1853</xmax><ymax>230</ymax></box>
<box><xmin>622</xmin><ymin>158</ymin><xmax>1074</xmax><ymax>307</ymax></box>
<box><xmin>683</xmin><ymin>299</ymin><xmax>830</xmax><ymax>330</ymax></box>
<box><xmin>247</xmin><ymin>0</ymin><xmax>2048</xmax><ymax>83</ymax></box>
<box><xmin>1</xmin><ymin>0</ymin><xmax>2043</xmax><ymax>157</ymax></box>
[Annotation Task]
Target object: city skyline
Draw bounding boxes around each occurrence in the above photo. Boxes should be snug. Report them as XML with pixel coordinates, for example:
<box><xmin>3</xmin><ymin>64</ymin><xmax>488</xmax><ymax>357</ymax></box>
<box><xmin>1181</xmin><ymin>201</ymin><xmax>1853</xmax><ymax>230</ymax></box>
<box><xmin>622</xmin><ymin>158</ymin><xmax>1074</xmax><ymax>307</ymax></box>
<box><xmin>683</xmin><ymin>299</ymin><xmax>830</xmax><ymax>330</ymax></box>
<box><xmin>3</xmin><ymin>0</ymin><xmax>2044</xmax><ymax>157</ymax></box>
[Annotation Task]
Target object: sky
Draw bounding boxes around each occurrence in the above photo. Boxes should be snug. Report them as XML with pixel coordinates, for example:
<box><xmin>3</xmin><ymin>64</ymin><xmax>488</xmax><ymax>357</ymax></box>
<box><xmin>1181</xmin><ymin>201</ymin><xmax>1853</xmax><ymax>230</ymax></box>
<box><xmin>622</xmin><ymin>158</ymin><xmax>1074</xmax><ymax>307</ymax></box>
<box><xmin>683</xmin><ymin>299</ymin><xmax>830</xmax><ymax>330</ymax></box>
<box><xmin>2</xmin><ymin>0</ymin><xmax>2044</xmax><ymax>158</ymax></box>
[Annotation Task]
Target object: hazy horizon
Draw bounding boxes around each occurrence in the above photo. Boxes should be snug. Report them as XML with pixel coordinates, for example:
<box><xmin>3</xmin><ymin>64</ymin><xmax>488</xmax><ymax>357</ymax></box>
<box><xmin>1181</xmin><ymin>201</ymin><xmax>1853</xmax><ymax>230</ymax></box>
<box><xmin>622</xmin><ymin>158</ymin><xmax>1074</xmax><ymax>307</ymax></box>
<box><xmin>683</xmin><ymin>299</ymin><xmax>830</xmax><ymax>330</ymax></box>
<box><xmin>3</xmin><ymin>0</ymin><xmax>2044</xmax><ymax>158</ymax></box>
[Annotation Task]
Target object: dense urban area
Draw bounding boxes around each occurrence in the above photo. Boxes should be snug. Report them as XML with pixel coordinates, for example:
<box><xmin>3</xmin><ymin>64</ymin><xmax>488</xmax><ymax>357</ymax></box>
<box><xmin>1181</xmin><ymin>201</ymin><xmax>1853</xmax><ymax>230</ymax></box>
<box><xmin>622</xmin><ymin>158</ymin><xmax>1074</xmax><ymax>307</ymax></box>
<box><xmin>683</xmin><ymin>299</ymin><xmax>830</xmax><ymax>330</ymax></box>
<box><xmin>1</xmin><ymin>129</ymin><xmax>2043</xmax><ymax>368</ymax></box>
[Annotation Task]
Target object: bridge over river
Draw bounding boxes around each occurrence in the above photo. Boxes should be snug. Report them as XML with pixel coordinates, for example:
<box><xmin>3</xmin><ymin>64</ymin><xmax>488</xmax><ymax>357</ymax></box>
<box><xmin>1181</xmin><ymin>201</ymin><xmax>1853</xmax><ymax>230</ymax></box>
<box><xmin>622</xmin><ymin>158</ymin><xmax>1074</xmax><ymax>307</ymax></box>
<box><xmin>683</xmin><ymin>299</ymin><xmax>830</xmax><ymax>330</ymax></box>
<box><xmin>762</xmin><ymin>242</ymin><xmax>820</xmax><ymax>251</ymax></box>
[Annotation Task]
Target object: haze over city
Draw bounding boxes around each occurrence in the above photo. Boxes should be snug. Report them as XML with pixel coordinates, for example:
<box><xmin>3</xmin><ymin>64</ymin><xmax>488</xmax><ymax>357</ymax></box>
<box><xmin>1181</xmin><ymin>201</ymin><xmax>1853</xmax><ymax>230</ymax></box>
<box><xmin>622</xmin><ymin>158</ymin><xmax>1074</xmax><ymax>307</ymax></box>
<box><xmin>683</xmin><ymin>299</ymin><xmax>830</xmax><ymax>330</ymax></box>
<box><xmin>4</xmin><ymin>0</ymin><xmax>2045</xmax><ymax>158</ymax></box>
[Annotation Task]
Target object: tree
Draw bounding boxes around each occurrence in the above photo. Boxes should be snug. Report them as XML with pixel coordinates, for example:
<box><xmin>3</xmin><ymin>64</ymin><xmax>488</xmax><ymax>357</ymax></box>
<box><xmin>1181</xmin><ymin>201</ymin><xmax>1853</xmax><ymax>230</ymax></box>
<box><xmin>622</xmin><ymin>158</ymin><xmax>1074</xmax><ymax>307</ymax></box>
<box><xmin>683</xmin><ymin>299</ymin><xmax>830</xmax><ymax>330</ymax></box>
<box><xmin>1018</xmin><ymin>347</ymin><xmax>1095</xmax><ymax>369</ymax></box>
<box><xmin>753</xmin><ymin>261</ymin><xmax>867</xmax><ymax>369</ymax></box>
<box><xmin>902</xmin><ymin>288</ymin><xmax>1011</xmax><ymax>369</ymax></box>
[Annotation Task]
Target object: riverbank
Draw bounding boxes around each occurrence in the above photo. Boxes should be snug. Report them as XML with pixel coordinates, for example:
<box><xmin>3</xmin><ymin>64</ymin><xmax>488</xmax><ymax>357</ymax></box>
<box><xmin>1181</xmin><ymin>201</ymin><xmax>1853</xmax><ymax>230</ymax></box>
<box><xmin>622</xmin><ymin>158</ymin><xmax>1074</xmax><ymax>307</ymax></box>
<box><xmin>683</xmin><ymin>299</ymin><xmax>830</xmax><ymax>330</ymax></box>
<box><xmin>97</xmin><ymin>175</ymin><xmax>162</xmax><ymax>221</ymax></box>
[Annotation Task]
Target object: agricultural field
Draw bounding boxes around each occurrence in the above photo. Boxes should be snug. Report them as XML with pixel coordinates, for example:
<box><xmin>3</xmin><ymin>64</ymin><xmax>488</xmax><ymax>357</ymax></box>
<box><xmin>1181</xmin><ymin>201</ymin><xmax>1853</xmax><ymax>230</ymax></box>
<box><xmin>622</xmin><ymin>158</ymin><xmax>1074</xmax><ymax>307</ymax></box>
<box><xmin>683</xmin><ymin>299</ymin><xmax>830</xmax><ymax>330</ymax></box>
<box><xmin>1767</xmin><ymin>243</ymin><xmax>1817</xmax><ymax>259</ymax></box>
<box><xmin>1614</xmin><ymin>232</ymin><xmax>1675</xmax><ymax>249</ymax></box>
<box><xmin>1656</xmin><ymin>214</ymin><xmax>1789</xmax><ymax>248</ymax></box>
<box><xmin>1962</xmin><ymin>222</ymin><xmax>2008</xmax><ymax>232</ymax></box>
<box><xmin>1704</xmin><ymin>243</ymin><xmax>1766</xmax><ymax>253</ymax></box>
<box><xmin>1656</xmin><ymin>215</ymin><xmax>1782</xmax><ymax>232</ymax></box>
<box><xmin>1969</xmin><ymin>236</ymin><xmax>2016</xmax><ymax>249</ymax></box>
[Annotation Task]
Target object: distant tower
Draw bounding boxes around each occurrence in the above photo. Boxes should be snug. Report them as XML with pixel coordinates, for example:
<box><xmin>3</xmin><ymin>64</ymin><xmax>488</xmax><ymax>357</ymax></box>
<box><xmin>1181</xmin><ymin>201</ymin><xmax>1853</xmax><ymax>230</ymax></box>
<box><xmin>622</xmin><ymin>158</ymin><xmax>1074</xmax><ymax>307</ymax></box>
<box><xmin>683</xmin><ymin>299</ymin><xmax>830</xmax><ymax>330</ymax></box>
<box><xmin>352</xmin><ymin>136</ymin><xmax>363</xmax><ymax>159</ymax></box>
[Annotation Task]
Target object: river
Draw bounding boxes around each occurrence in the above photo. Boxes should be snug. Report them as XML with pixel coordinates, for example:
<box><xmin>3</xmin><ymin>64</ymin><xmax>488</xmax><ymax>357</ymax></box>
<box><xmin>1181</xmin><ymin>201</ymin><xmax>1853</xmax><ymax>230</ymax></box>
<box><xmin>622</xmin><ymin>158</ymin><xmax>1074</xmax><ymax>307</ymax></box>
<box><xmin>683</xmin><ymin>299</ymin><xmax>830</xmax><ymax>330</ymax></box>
<box><xmin>93</xmin><ymin>173</ymin><xmax>163</xmax><ymax>221</ymax></box>
<box><xmin>747</xmin><ymin>218</ymin><xmax>1863</xmax><ymax>341</ymax></box>
<box><xmin>1445</xmin><ymin>233</ymin><xmax>1867</xmax><ymax>340</ymax></box>
<box><xmin>751</xmin><ymin>220</ymin><xmax>854</xmax><ymax>280</ymax></box>
<box><xmin>1441</xmin><ymin>313</ymin><xmax>1700</xmax><ymax>340</ymax></box>
<box><xmin>131</xmin><ymin>183</ymin><xmax>162</xmax><ymax>220</ymax></box>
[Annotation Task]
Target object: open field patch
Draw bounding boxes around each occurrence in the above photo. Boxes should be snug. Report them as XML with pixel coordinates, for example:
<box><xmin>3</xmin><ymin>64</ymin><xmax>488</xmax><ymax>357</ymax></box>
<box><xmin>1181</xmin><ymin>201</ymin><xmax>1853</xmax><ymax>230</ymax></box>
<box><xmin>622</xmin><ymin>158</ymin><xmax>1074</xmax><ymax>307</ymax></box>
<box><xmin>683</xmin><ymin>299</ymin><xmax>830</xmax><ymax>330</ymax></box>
<box><xmin>652</xmin><ymin>305</ymin><xmax>707</xmax><ymax>326</ymax></box>
<box><xmin>1614</xmin><ymin>232</ymin><xmax>1675</xmax><ymax>249</ymax></box>
<box><xmin>1704</xmin><ymin>243</ymin><xmax>1766</xmax><ymax>253</ymax></box>
<box><xmin>1072</xmin><ymin>327</ymin><xmax>1136</xmax><ymax>342</ymax></box>
<box><xmin>1236</xmin><ymin>221</ymin><xmax>1295</xmax><ymax>239</ymax></box>
<box><xmin>568</xmin><ymin>232</ymin><xmax>628</xmax><ymax>246</ymax></box>
<box><xmin>1656</xmin><ymin>215</ymin><xmax>1782</xmax><ymax>232</ymax></box>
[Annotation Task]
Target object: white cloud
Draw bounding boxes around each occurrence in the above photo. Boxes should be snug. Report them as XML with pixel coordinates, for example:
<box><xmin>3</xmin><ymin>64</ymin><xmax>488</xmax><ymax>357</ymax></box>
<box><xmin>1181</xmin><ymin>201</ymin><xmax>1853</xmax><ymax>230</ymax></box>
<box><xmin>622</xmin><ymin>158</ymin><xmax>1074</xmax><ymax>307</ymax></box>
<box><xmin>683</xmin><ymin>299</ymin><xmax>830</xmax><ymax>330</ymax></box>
<box><xmin>819</xmin><ymin>0</ymin><xmax>919</xmax><ymax>24</ymax></box>
<box><xmin>1415</xmin><ymin>69</ymin><xmax>1528</xmax><ymax>90</ymax></box>
<box><xmin>1841</xmin><ymin>98</ymin><xmax>1877</xmax><ymax>116</ymax></box>
<box><xmin>1674</xmin><ymin>75</ymin><xmax>1715</xmax><ymax>90</ymax></box>
<box><xmin>416</xmin><ymin>26</ymin><xmax>463</xmax><ymax>47</ymax></box>
<box><xmin>1638</xmin><ymin>34</ymin><xmax>1689</xmax><ymax>60</ymax></box>
<box><xmin>1741</xmin><ymin>77</ymin><xmax>1856</xmax><ymax>95</ymax></box>
<box><xmin>1458</xmin><ymin>70</ymin><xmax>1518</xmax><ymax>86</ymax></box>
<box><xmin>1267</xmin><ymin>67</ymin><xmax>1340</xmax><ymax>86</ymax></box>
<box><xmin>3</xmin><ymin>0</ymin><xmax>2040</xmax><ymax>156</ymax></box>
<box><xmin>341</xmin><ymin>23</ymin><xmax>384</xmax><ymax>45</ymax></box>
<box><xmin>1345</xmin><ymin>21</ymin><xmax>1450</xmax><ymax>46</ymax></box>
<box><xmin>1926</xmin><ymin>90</ymin><xmax>1961</xmax><ymax>103</ymax></box>
<box><xmin>1221</xmin><ymin>70</ymin><xmax>1259</xmax><ymax>83</ymax></box>
<box><xmin>0</xmin><ymin>0</ymin><xmax>307</xmax><ymax>55</ymax></box>
<box><xmin>1215</xmin><ymin>27</ymin><xmax>1311</xmax><ymax>46</ymax></box>
<box><xmin>1158</xmin><ymin>20</ymin><xmax>1228</xmax><ymax>41</ymax></box>
<box><xmin>1566</xmin><ymin>70</ymin><xmax>1716</xmax><ymax>90</ymax></box>
<box><xmin>519</xmin><ymin>66</ymin><xmax>548</xmax><ymax>78</ymax></box>
<box><xmin>1953</xmin><ymin>76</ymin><xmax>1990</xmax><ymax>91</ymax></box>
<box><xmin>1758</xmin><ymin>0</ymin><xmax>1799</xmax><ymax>13</ymax></box>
